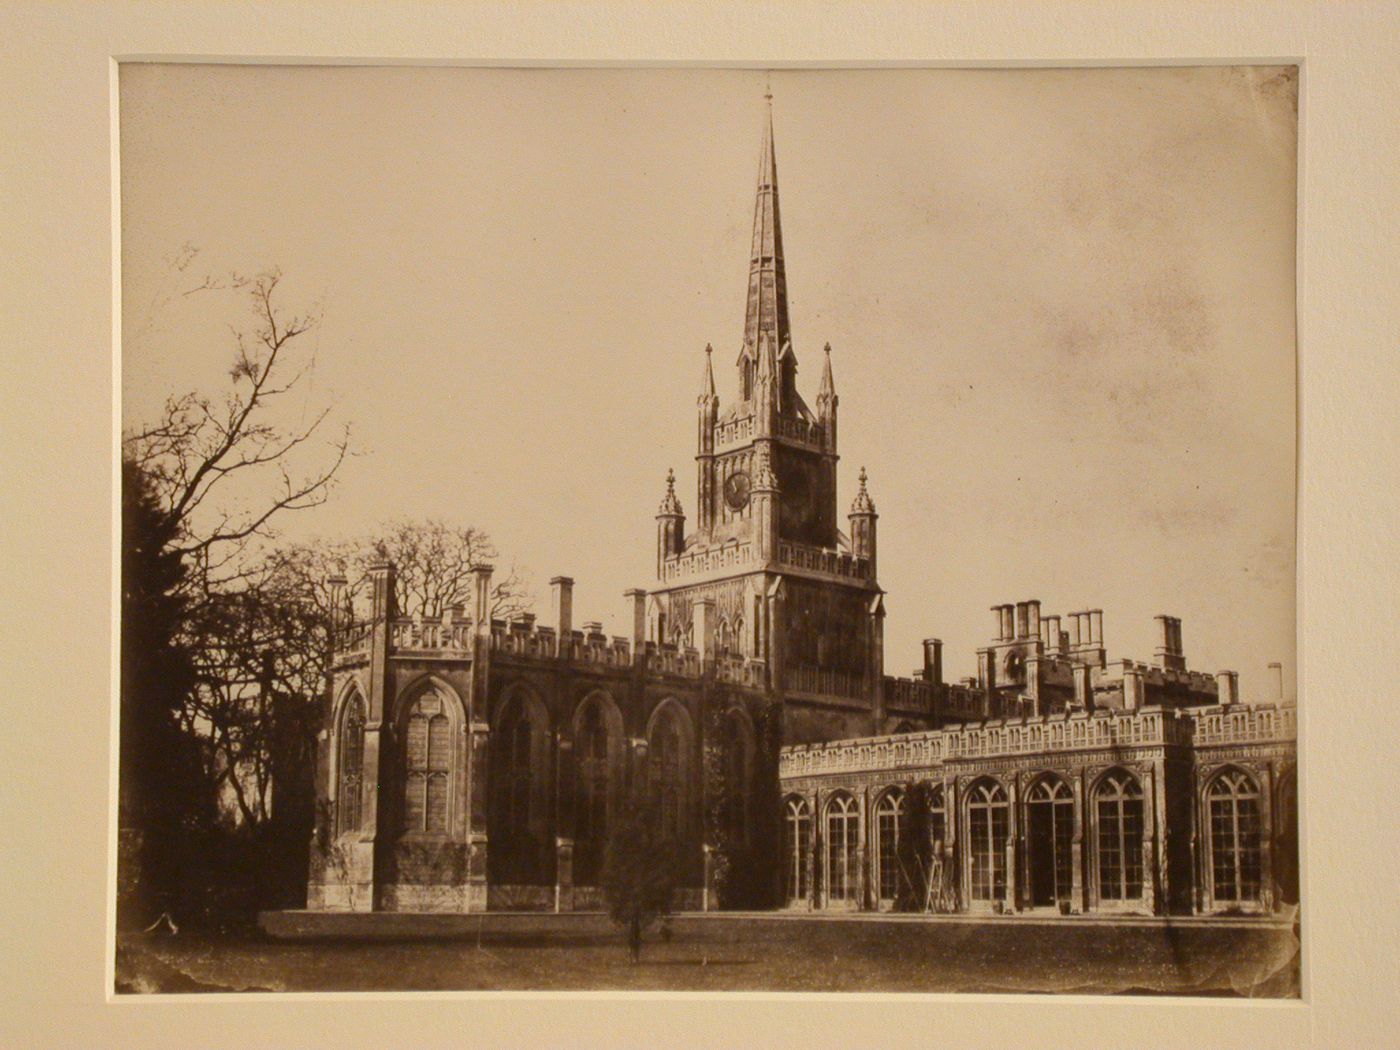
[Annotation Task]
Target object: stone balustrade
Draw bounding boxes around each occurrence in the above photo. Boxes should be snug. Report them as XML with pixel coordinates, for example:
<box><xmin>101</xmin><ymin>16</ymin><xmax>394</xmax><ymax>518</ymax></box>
<box><xmin>714</xmin><ymin>654</ymin><xmax>768</xmax><ymax>688</ymax></box>
<box><xmin>391</xmin><ymin>617</ymin><xmax>474</xmax><ymax>652</ymax></box>
<box><xmin>786</xmin><ymin>664</ymin><xmax>864</xmax><ymax>698</ymax></box>
<box><xmin>775</xmin><ymin>414</ymin><xmax>826</xmax><ymax>447</ymax></box>
<box><xmin>777</xmin><ymin>542</ymin><xmax>870</xmax><ymax>581</ymax></box>
<box><xmin>1189</xmin><ymin>702</ymin><xmax>1295</xmax><ymax>745</ymax></box>
<box><xmin>335</xmin><ymin>620</ymin><xmax>375</xmax><ymax>658</ymax></box>
<box><xmin>885</xmin><ymin>676</ymin><xmax>933</xmax><ymax>711</ymax></box>
<box><xmin>661</xmin><ymin>541</ymin><xmax>754</xmax><ymax>581</ymax></box>
<box><xmin>779</xmin><ymin>702</ymin><xmax>1296</xmax><ymax>778</ymax></box>
<box><xmin>714</xmin><ymin>415</ymin><xmax>754</xmax><ymax>448</ymax></box>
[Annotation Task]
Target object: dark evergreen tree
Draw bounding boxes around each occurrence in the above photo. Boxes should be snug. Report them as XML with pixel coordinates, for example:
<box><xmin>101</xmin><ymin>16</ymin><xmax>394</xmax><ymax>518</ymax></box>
<box><xmin>118</xmin><ymin>456</ymin><xmax>217</xmax><ymax>928</ymax></box>
<box><xmin>601</xmin><ymin>791</ymin><xmax>678</xmax><ymax>963</ymax></box>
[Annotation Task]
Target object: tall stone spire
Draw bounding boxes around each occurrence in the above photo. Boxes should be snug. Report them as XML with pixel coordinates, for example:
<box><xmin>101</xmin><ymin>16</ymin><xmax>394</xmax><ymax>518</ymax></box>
<box><xmin>742</xmin><ymin>89</ymin><xmax>792</xmax><ymax>363</ymax></box>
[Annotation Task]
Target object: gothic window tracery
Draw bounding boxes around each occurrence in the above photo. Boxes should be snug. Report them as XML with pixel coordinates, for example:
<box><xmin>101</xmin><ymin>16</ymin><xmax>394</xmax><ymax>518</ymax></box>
<box><xmin>647</xmin><ymin>702</ymin><xmax>691</xmax><ymax>842</ymax></box>
<box><xmin>875</xmin><ymin>789</ymin><xmax>905</xmax><ymax>903</ymax></box>
<box><xmin>403</xmin><ymin>690</ymin><xmax>452</xmax><ymax>834</ymax></box>
<box><xmin>782</xmin><ymin>796</ymin><xmax>811</xmax><ymax>903</ymax></box>
<box><xmin>968</xmin><ymin>779</ymin><xmax>1008</xmax><ymax>901</ymax></box>
<box><xmin>824</xmin><ymin>793</ymin><xmax>859</xmax><ymax>903</ymax></box>
<box><xmin>1208</xmin><ymin>768</ymin><xmax>1262</xmax><ymax>904</ymax></box>
<box><xmin>1026</xmin><ymin>776</ymin><xmax>1074</xmax><ymax>906</ymax></box>
<box><xmin>574</xmin><ymin>693</ymin><xmax>620</xmax><ymax>883</ymax></box>
<box><xmin>1095</xmin><ymin>770</ymin><xmax>1143</xmax><ymax>901</ymax></box>
<box><xmin>338</xmin><ymin>694</ymin><xmax>365</xmax><ymax>835</ymax></box>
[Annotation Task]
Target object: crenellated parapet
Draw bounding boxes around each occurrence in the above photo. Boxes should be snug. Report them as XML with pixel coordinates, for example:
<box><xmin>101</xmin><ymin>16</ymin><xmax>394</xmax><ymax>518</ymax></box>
<box><xmin>330</xmin><ymin>572</ymin><xmax>769</xmax><ymax>689</ymax></box>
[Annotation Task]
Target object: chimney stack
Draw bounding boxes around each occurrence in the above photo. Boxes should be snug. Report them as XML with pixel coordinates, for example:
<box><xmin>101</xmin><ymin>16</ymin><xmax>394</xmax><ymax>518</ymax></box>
<box><xmin>1123</xmin><ymin>666</ymin><xmax>1145</xmax><ymax>710</ymax></box>
<box><xmin>550</xmin><ymin>576</ymin><xmax>574</xmax><ymax>637</ymax></box>
<box><xmin>1155</xmin><ymin>614</ymin><xmax>1185</xmax><ymax>671</ymax></box>
<box><xmin>1074</xmin><ymin>664</ymin><xmax>1094</xmax><ymax>711</ymax></box>
<box><xmin>471</xmin><ymin>564</ymin><xmax>494</xmax><ymax>633</ymax></box>
<box><xmin>624</xmin><ymin>588</ymin><xmax>648</xmax><ymax>651</ymax></box>
<box><xmin>1268</xmin><ymin>661</ymin><xmax>1284</xmax><ymax>701</ymax></box>
<box><xmin>1216</xmin><ymin>670</ymin><xmax>1239</xmax><ymax>705</ymax></box>
<box><xmin>922</xmin><ymin>638</ymin><xmax>944</xmax><ymax>687</ymax></box>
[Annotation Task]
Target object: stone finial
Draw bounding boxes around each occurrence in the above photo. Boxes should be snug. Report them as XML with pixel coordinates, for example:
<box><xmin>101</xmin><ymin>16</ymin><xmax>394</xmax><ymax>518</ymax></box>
<box><xmin>850</xmin><ymin>466</ymin><xmax>876</xmax><ymax>514</ymax></box>
<box><xmin>657</xmin><ymin>468</ymin><xmax>684</xmax><ymax>516</ymax></box>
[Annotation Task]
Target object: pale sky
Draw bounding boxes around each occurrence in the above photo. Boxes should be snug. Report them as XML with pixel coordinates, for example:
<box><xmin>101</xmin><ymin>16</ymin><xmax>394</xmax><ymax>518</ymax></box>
<box><xmin>120</xmin><ymin>64</ymin><xmax>1297</xmax><ymax>698</ymax></box>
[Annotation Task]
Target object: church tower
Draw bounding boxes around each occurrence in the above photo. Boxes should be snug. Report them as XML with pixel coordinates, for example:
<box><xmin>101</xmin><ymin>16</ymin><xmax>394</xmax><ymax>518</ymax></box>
<box><xmin>649</xmin><ymin>94</ymin><xmax>885</xmax><ymax>743</ymax></box>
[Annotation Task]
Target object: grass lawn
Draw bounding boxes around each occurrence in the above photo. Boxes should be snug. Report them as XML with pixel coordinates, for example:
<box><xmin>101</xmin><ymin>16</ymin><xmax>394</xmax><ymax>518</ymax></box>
<box><xmin>115</xmin><ymin>916</ymin><xmax>1300</xmax><ymax>997</ymax></box>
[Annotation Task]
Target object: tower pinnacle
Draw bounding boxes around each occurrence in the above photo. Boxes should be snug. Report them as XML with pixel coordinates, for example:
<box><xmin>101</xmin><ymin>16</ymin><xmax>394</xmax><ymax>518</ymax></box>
<box><xmin>817</xmin><ymin>342</ymin><xmax>836</xmax><ymax>403</ymax></box>
<box><xmin>699</xmin><ymin>343</ymin><xmax>717</xmax><ymax>403</ymax></box>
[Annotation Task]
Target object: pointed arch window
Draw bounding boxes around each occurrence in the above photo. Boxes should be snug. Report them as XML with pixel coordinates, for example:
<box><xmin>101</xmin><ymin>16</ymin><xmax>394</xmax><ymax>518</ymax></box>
<box><xmin>928</xmin><ymin>784</ymin><xmax>947</xmax><ymax>855</ymax></box>
<box><xmin>403</xmin><ymin>691</ymin><xmax>452</xmax><ymax>834</ymax></box>
<box><xmin>498</xmin><ymin>702</ymin><xmax>535</xmax><ymax>830</ymax></box>
<box><xmin>647</xmin><ymin>704</ymin><xmax>689</xmax><ymax>842</ymax></box>
<box><xmin>824</xmin><ymin>794</ymin><xmax>859</xmax><ymax>903</ymax></box>
<box><xmin>1095</xmin><ymin>771</ymin><xmax>1143</xmax><ymax>901</ymax></box>
<box><xmin>875</xmin><ymin>790</ymin><xmax>905</xmax><ymax>903</ymax></box>
<box><xmin>1027</xmin><ymin>777</ymin><xmax>1075</xmax><ymax>906</ymax></box>
<box><xmin>338</xmin><ymin>695</ymin><xmax>366</xmax><ymax>835</ymax></box>
<box><xmin>782</xmin><ymin>796</ymin><xmax>811</xmax><ymax>903</ymax></box>
<box><xmin>968</xmin><ymin>779</ymin><xmax>1008</xmax><ymax>901</ymax></box>
<box><xmin>1209</xmin><ymin>769</ymin><xmax>1262</xmax><ymax>904</ymax></box>
<box><xmin>575</xmin><ymin>696</ymin><xmax>619</xmax><ymax>882</ymax></box>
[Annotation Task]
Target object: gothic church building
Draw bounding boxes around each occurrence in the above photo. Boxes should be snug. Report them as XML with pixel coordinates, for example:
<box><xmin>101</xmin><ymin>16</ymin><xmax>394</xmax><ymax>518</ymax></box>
<box><xmin>307</xmin><ymin>101</ymin><xmax>1297</xmax><ymax>918</ymax></box>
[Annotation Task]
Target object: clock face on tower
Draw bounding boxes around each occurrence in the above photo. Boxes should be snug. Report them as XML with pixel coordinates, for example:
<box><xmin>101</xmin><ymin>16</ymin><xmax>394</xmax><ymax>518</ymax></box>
<box><xmin>723</xmin><ymin>471</ymin><xmax>751</xmax><ymax>511</ymax></box>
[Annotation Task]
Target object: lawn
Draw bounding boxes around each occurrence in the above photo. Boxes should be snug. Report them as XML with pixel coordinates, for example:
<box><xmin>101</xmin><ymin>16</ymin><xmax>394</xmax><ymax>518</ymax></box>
<box><xmin>114</xmin><ymin>916</ymin><xmax>1300</xmax><ymax>997</ymax></box>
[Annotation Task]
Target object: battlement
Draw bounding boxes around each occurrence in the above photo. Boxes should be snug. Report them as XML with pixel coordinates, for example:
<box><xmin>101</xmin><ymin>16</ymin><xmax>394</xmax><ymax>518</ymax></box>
<box><xmin>331</xmin><ymin>584</ymin><xmax>768</xmax><ymax>687</ymax></box>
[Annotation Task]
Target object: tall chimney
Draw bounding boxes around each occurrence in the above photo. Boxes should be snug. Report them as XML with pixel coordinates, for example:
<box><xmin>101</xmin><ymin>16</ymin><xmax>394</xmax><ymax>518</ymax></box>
<box><xmin>1123</xmin><ymin>667</ymin><xmax>1144</xmax><ymax>710</ymax></box>
<box><xmin>471</xmin><ymin>564</ymin><xmax>494</xmax><ymax>633</ymax></box>
<box><xmin>923</xmin><ymin>638</ymin><xmax>944</xmax><ymax>687</ymax></box>
<box><xmin>1015</xmin><ymin>602</ymin><xmax>1029</xmax><ymax>640</ymax></box>
<box><xmin>624</xmin><ymin>588</ymin><xmax>647</xmax><ymax>651</ymax></box>
<box><xmin>1268</xmin><ymin>661</ymin><xmax>1284</xmax><ymax>701</ymax></box>
<box><xmin>1216</xmin><ymin>670</ymin><xmax>1239</xmax><ymax>705</ymax></box>
<box><xmin>991</xmin><ymin>606</ymin><xmax>1005</xmax><ymax>640</ymax></box>
<box><xmin>1044</xmin><ymin>615</ymin><xmax>1061</xmax><ymax>655</ymax></box>
<box><xmin>1027</xmin><ymin>600</ymin><xmax>1041</xmax><ymax>643</ymax></box>
<box><xmin>1074</xmin><ymin>664</ymin><xmax>1094</xmax><ymax>711</ymax></box>
<box><xmin>1155</xmin><ymin>615</ymin><xmax>1174</xmax><ymax>667</ymax></box>
<box><xmin>1070</xmin><ymin>612</ymin><xmax>1083</xmax><ymax>649</ymax></box>
<box><xmin>550</xmin><ymin>576</ymin><xmax>574</xmax><ymax>637</ymax></box>
<box><xmin>1089</xmin><ymin>609</ymin><xmax>1104</xmax><ymax>646</ymax></box>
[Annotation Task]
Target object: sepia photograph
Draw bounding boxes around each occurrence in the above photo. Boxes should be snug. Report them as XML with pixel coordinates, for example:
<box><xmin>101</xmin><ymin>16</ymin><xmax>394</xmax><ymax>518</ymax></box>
<box><xmin>115</xmin><ymin>63</ymin><xmax>1299</xmax><ymax>997</ymax></box>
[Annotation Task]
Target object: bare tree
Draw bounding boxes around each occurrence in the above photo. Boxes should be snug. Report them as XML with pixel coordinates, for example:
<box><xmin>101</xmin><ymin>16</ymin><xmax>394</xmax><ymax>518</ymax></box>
<box><xmin>124</xmin><ymin>267</ymin><xmax>351</xmax><ymax>593</ymax></box>
<box><xmin>367</xmin><ymin>518</ymin><xmax>531</xmax><ymax>621</ymax></box>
